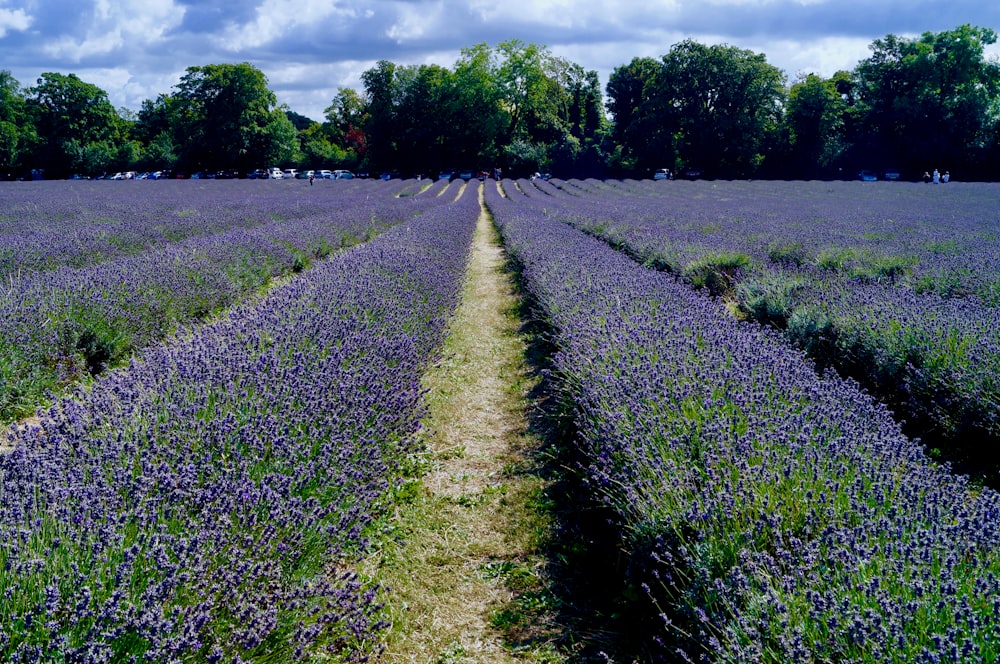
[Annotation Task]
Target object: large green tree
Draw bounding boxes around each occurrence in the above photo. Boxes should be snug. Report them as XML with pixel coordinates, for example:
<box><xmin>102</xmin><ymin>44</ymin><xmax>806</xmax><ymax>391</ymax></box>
<box><xmin>490</xmin><ymin>40</ymin><xmax>605</xmax><ymax>175</ymax></box>
<box><xmin>549</xmin><ymin>61</ymin><xmax>609</xmax><ymax>177</ymax></box>
<box><xmin>654</xmin><ymin>40</ymin><xmax>786</xmax><ymax>177</ymax></box>
<box><xmin>393</xmin><ymin>64</ymin><xmax>455</xmax><ymax>174</ymax></box>
<box><xmin>323</xmin><ymin>87</ymin><xmax>367</xmax><ymax>167</ymax></box>
<box><xmin>783</xmin><ymin>72</ymin><xmax>851</xmax><ymax>177</ymax></box>
<box><xmin>494</xmin><ymin>39</ymin><xmax>574</xmax><ymax>173</ymax></box>
<box><xmin>27</xmin><ymin>72</ymin><xmax>126</xmax><ymax>177</ymax></box>
<box><xmin>356</xmin><ymin>42</ymin><xmax>603</xmax><ymax>176</ymax></box>
<box><xmin>359</xmin><ymin>60</ymin><xmax>399</xmax><ymax>172</ymax></box>
<box><xmin>853</xmin><ymin>25</ymin><xmax>1000</xmax><ymax>176</ymax></box>
<box><xmin>324</xmin><ymin>88</ymin><xmax>366</xmax><ymax>144</ymax></box>
<box><xmin>0</xmin><ymin>70</ymin><xmax>35</xmax><ymax>177</ymax></box>
<box><xmin>451</xmin><ymin>44</ymin><xmax>505</xmax><ymax>167</ymax></box>
<box><xmin>133</xmin><ymin>94</ymin><xmax>178</xmax><ymax>171</ymax></box>
<box><xmin>495</xmin><ymin>40</ymin><xmax>562</xmax><ymax>144</ymax></box>
<box><xmin>170</xmin><ymin>63</ymin><xmax>297</xmax><ymax>171</ymax></box>
<box><xmin>605</xmin><ymin>56</ymin><xmax>663</xmax><ymax>172</ymax></box>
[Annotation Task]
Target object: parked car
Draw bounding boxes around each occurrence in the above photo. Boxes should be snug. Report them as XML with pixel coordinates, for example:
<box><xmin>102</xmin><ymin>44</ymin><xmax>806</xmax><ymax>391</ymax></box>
<box><xmin>296</xmin><ymin>170</ymin><xmax>314</xmax><ymax>179</ymax></box>
<box><xmin>268</xmin><ymin>167</ymin><xmax>283</xmax><ymax>179</ymax></box>
<box><xmin>882</xmin><ymin>168</ymin><xmax>901</xmax><ymax>181</ymax></box>
<box><xmin>333</xmin><ymin>170</ymin><xmax>355</xmax><ymax>180</ymax></box>
<box><xmin>858</xmin><ymin>169</ymin><xmax>878</xmax><ymax>181</ymax></box>
<box><xmin>315</xmin><ymin>169</ymin><xmax>333</xmax><ymax>179</ymax></box>
<box><xmin>282</xmin><ymin>169</ymin><xmax>299</xmax><ymax>179</ymax></box>
<box><xmin>437</xmin><ymin>170</ymin><xmax>454</xmax><ymax>181</ymax></box>
<box><xmin>653</xmin><ymin>168</ymin><xmax>671</xmax><ymax>181</ymax></box>
<box><xmin>458</xmin><ymin>170</ymin><xmax>475</xmax><ymax>181</ymax></box>
<box><xmin>682</xmin><ymin>167</ymin><xmax>703</xmax><ymax>179</ymax></box>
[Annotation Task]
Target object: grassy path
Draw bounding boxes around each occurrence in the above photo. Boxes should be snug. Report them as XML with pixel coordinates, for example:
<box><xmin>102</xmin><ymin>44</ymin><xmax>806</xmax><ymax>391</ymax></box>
<box><xmin>370</xmin><ymin>184</ymin><xmax>565</xmax><ymax>663</ymax></box>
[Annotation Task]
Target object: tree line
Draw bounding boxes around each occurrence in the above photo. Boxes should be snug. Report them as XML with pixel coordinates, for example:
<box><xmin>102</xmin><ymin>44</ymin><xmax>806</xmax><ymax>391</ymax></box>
<box><xmin>2</xmin><ymin>26</ymin><xmax>999</xmax><ymax>181</ymax></box>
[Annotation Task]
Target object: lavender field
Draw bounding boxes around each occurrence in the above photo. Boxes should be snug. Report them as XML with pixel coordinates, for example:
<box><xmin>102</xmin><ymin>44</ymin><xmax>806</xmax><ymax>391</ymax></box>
<box><xmin>4</xmin><ymin>176</ymin><xmax>1000</xmax><ymax>662</ymax></box>
<box><xmin>516</xmin><ymin>178</ymin><xmax>1000</xmax><ymax>480</ymax></box>
<box><xmin>0</xmin><ymin>179</ymin><xmax>452</xmax><ymax>426</ymax></box>
<box><xmin>487</xmin><ymin>178</ymin><xmax>1000</xmax><ymax>662</ymax></box>
<box><xmin>1</xmin><ymin>178</ymin><xmax>476</xmax><ymax>661</ymax></box>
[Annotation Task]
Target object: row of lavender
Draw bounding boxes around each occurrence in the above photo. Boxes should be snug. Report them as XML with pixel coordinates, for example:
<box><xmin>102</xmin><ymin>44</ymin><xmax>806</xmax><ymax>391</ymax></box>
<box><xmin>0</xmin><ymin>178</ymin><xmax>425</xmax><ymax>277</ymax></box>
<box><xmin>518</xmin><ymin>178</ymin><xmax>1000</xmax><ymax>474</ymax></box>
<box><xmin>0</xmin><ymin>183</ymin><xmax>480</xmax><ymax>662</ymax></box>
<box><xmin>486</xmin><ymin>181</ymin><xmax>1000</xmax><ymax>662</ymax></box>
<box><xmin>0</xmin><ymin>179</ymin><xmax>451</xmax><ymax>425</ymax></box>
<box><xmin>552</xmin><ymin>178</ymin><xmax>1000</xmax><ymax>303</ymax></box>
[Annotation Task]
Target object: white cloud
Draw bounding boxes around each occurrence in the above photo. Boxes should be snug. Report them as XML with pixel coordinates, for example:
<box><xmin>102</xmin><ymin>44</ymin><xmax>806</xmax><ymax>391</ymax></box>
<box><xmin>468</xmin><ymin>0</ymin><xmax>682</xmax><ymax>29</ymax></box>
<box><xmin>267</xmin><ymin>60</ymin><xmax>374</xmax><ymax>120</ymax></box>
<box><xmin>0</xmin><ymin>4</ymin><xmax>32</xmax><ymax>38</ymax></box>
<box><xmin>41</xmin><ymin>0</ymin><xmax>184</xmax><ymax>61</ymax></box>
<box><xmin>214</xmin><ymin>1</ymin><xmax>363</xmax><ymax>51</ymax></box>
<box><xmin>765</xmin><ymin>36</ymin><xmax>874</xmax><ymax>79</ymax></box>
<box><xmin>386</xmin><ymin>3</ymin><xmax>443</xmax><ymax>42</ymax></box>
<box><xmin>107</xmin><ymin>0</ymin><xmax>184</xmax><ymax>41</ymax></box>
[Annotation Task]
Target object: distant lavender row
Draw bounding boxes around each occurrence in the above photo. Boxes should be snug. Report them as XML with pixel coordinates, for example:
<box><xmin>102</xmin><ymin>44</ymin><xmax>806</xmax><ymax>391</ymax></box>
<box><xmin>486</xmin><ymin>182</ymin><xmax>1000</xmax><ymax>662</ymax></box>
<box><xmin>0</xmin><ymin>180</ymin><xmax>452</xmax><ymax>424</ymax></box>
<box><xmin>516</xmin><ymin>178</ymin><xmax>1000</xmax><ymax>471</ymax></box>
<box><xmin>0</xmin><ymin>178</ymin><xmax>425</xmax><ymax>277</ymax></box>
<box><xmin>0</xmin><ymin>183</ymin><xmax>479</xmax><ymax>662</ymax></box>
<box><xmin>535</xmin><ymin>178</ymin><xmax>1000</xmax><ymax>302</ymax></box>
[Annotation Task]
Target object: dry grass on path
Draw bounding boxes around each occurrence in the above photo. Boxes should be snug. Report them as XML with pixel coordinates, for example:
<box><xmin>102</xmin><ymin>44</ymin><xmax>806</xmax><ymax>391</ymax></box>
<box><xmin>369</xmin><ymin>185</ymin><xmax>565</xmax><ymax>664</ymax></box>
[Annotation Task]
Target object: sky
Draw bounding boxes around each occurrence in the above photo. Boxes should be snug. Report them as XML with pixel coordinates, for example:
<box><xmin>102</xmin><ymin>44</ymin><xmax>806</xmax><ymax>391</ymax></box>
<box><xmin>2</xmin><ymin>0</ymin><xmax>999</xmax><ymax>123</ymax></box>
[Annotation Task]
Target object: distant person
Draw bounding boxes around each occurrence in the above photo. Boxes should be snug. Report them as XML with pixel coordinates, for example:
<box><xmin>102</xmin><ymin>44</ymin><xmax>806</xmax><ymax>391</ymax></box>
<box><xmin>932</xmin><ymin>168</ymin><xmax>940</xmax><ymax>183</ymax></box>
<box><xmin>923</xmin><ymin>171</ymin><xmax>931</xmax><ymax>183</ymax></box>
<box><xmin>309</xmin><ymin>174</ymin><xmax>315</xmax><ymax>186</ymax></box>
<box><xmin>943</xmin><ymin>171</ymin><xmax>950</xmax><ymax>183</ymax></box>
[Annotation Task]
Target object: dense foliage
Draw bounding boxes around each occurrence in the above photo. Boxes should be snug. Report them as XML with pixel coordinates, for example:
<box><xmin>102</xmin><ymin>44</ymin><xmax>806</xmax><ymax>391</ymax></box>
<box><xmin>3</xmin><ymin>24</ymin><xmax>999</xmax><ymax>179</ymax></box>
<box><xmin>169</xmin><ymin>64</ymin><xmax>299</xmax><ymax>173</ymax></box>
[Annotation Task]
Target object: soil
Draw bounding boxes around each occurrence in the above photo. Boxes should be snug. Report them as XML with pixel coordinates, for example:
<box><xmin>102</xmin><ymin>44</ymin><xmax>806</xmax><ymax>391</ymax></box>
<box><xmin>373</xmin><ymin>183</ymin><xmax>561</xmax><ymax>663</ymax></box>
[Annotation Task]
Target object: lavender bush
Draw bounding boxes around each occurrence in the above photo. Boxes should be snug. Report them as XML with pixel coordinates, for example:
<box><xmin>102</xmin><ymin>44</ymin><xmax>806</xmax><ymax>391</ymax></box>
<box><xmin>0</xmin><ymin>179</ymin><xmax>452</xmax><ymax>424</ymax></box>
<box><xmin>486</xmin><ymin>181</ymin><xmax>1000</xmax><ymax>662</ymax></box>
<box><xmin>0</xmin><ymin>181</ymin><xmax>479</xmax><ymax>662</ymax></box>
<box><xmin>516</xmin><ymin>178</ymin><xmax>1000</xmax><ymax>474</ymax></box>
<box><xmin>0</xmin><ymin>178</ymin><xmax>425</xmax><ymax>277</ymax></box>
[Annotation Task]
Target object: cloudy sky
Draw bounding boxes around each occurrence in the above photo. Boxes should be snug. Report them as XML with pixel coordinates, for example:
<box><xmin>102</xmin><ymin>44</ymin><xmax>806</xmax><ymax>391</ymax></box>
<box><xmin>2</xmin><ymin>0</ymin><xmax>999</xmax><ymax>122</ymax></box>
